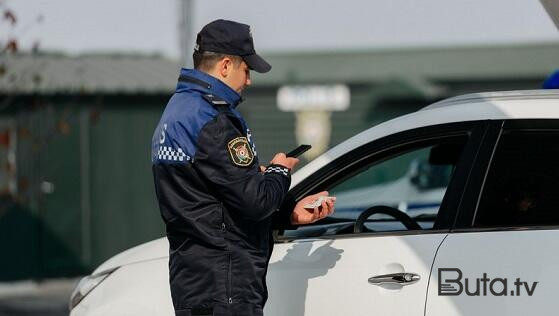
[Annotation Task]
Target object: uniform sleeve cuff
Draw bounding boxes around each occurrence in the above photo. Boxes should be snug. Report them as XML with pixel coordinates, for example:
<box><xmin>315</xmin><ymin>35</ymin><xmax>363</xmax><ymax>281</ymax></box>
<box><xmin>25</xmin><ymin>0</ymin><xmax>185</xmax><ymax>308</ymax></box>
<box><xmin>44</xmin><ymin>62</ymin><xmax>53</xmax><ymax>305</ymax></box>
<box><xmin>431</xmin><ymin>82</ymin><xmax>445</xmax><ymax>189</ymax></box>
<box><xmin>264</xmin><ymin>164</ymin><xmax>290</xmax><ymax>177</ymax></box>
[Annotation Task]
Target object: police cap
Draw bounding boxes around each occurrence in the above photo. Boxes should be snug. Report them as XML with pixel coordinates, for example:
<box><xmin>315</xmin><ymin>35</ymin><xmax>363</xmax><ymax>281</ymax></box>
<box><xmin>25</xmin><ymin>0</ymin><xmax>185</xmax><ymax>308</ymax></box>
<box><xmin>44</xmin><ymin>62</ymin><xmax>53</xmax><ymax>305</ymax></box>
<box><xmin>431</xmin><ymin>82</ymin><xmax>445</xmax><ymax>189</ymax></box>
<box><xmin>195</xmin><ymin>19</ymin><xmax>271</xmax><ymax>73</ymax></box>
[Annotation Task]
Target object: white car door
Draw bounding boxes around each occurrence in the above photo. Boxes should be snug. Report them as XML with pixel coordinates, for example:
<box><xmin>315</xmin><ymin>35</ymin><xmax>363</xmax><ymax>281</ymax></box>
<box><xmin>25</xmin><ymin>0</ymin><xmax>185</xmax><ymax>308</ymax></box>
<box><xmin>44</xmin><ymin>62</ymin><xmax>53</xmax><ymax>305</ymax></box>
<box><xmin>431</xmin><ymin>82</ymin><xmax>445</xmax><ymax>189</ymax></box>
<box><xmin>265</xmin><ymin>122</ymin><xmax>486</xmax><ymax>316</ymax></box>
<box><xmin>267</xmin><ymin>234</ymin><xmax>445</xmax><ymax>316</ymax></box>
<box><xmin>426</xmin><ymin>121</ymin><xmax>559</xmax><ymax>315</ymax></box>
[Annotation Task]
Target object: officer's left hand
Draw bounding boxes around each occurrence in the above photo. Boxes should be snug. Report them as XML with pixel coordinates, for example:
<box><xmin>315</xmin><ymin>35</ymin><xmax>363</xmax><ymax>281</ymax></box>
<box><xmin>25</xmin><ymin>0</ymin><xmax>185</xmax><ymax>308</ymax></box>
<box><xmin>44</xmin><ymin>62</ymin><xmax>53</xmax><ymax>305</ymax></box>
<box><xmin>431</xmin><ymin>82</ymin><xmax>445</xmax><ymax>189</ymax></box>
<box><xmin>291</xmin><ymin>191</ymin><xmax>335</xmax><ymax>225</ymax></box>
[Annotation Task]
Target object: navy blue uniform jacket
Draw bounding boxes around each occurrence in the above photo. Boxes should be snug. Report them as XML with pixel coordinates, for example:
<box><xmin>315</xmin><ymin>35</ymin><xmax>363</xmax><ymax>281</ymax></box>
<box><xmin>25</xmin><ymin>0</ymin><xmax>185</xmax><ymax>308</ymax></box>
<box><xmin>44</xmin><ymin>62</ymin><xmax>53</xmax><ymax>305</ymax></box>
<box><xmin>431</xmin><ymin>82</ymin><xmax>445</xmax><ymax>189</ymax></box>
<box><xmin>152</xmin><ymin>69</ymin><xmax>294</xmax><ymax>316</ymax></box>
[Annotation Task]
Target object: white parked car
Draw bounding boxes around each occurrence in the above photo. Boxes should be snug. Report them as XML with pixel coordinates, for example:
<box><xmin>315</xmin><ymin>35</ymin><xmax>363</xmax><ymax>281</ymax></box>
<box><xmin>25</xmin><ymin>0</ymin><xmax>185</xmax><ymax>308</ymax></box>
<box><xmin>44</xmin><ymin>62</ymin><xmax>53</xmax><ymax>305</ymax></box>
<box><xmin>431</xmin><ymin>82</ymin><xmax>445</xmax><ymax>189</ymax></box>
<box><xmin>70</xmin><ymin>90</ymin><xmax>559</xmax><ymax>316</ymax></box>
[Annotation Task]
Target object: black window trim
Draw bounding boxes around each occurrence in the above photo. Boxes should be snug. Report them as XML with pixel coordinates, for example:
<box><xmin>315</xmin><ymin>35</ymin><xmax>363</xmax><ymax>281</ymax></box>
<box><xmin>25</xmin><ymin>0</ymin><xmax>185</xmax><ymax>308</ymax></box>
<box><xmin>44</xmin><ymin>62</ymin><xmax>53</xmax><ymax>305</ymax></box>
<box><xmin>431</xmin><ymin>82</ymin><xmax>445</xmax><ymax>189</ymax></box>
<box><xmin>451</xmin><ymin>226</ymin><xmax>559</xmax><ymax>235</ymax></box>
<box><xmin>453</xmin><ymin>119</ymin><xmax>559</xmax><ymax>232</ymax></box>
<box><xmin>276</xmin><ymin>120</ymin><xmax>489</xmax><ymax>242</ymax></box>
<box><xmin>452</xmin><ymin>120</ymin><xmax>503</xmax><ymax>229</ymax></box>
<box><xmin>276</xmin><ymin>229</ymin><xmax>452</xmax><ymax>243</ymax></box>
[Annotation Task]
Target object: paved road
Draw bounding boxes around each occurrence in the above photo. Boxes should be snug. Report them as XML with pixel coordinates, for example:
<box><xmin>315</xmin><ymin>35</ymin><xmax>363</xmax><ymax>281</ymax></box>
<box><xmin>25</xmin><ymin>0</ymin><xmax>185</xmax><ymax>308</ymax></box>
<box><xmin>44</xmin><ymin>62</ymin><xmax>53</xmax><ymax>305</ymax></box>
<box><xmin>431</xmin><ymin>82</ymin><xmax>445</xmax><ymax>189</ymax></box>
<box><xmin>0</xmin><ymin>278</ymin><xmax>77</xmax><ymax>316</ymax></box>
<box><xmin>0</xmin><ymin>296</ymin><xmax>68</xmax><ymax>316</ymax></box>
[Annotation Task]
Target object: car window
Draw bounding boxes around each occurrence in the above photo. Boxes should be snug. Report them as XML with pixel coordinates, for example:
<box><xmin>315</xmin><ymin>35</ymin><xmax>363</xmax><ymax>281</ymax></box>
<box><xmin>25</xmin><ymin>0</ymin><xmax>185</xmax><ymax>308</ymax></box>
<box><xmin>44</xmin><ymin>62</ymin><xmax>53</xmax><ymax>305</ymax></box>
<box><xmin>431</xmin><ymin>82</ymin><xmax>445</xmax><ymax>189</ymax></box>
<box><xmin>475</xmin><ymin>131</ymin><xmax>559</xmax><ymax>227</ymax></box>
<box><xmin>283</xmin><ymin>136</ymin><xmax>468</xmax><ymax>239</ymax></box>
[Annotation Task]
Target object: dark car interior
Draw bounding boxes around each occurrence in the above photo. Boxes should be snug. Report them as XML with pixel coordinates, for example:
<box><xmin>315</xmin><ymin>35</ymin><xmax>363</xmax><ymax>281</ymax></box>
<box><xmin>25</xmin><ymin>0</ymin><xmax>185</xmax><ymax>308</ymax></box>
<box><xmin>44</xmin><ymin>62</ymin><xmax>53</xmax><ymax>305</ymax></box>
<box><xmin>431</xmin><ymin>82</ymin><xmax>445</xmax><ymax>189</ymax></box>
<box><xmin>475</xmin><ymin>131</ymin><xmax>559</xmax><ymax>228</ymax></box>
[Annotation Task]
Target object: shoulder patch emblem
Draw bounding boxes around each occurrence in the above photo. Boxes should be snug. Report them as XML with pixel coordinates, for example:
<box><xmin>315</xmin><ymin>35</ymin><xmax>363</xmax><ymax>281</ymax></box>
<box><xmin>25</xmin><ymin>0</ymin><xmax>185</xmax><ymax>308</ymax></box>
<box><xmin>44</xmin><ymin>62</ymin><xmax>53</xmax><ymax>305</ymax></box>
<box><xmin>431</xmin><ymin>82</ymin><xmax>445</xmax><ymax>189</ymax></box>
<box><xmin>227</xmin><ymin>137</ymin><xmax>254</xmax><ymax>167</ymax></box>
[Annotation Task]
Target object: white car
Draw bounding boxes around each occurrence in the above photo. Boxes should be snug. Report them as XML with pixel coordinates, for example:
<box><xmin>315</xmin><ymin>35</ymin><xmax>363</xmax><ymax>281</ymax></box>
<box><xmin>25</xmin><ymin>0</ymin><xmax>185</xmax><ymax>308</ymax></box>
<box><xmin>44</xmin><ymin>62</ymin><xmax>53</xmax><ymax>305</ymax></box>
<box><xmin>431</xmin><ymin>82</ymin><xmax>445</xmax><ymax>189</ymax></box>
<box><xmin>70</xmin><ymin>90</ymin><xmax>559</xmax><ymax>316</ymax></box>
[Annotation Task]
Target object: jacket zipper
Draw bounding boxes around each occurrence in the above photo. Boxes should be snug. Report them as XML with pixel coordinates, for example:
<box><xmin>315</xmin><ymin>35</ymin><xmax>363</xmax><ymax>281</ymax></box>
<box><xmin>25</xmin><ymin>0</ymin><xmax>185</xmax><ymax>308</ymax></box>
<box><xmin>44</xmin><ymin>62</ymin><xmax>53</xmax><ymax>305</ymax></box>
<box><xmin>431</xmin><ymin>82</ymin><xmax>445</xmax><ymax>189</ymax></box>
<box><xmin>222</xmin><ymin>202</ymin><xmax>232</xmax><ymax>304</ymax></box>
<box><xmin>220</xmin><ymin>202</ymin><xmax>226</xmax><ymax>232</ymax></box>
<box><xmin>227</xmin><ymin>252</ymin><xmax>233</xmax><ymax>304</ymax></box>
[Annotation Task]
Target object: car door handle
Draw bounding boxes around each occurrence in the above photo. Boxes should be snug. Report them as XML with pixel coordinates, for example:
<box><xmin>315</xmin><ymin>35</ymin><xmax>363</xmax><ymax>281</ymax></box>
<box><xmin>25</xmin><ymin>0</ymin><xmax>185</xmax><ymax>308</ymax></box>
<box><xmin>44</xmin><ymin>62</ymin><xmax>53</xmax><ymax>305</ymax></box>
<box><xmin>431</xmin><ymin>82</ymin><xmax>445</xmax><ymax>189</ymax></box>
<box><xmin>368</xmin><ymin>273</ymin><xmax>421</xmax><ymax>286</ymax></box>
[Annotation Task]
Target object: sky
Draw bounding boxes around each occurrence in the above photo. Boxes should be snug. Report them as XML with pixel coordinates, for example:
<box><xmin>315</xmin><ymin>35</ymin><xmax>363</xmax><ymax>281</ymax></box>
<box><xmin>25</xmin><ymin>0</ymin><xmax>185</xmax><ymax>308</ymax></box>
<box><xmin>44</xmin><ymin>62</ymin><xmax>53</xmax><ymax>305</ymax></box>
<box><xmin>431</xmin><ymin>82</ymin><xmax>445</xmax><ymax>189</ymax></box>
<box><xmin>2</xmin><ymin>0</ymin><xmax>559</xmax><ymax>61</ymax></box>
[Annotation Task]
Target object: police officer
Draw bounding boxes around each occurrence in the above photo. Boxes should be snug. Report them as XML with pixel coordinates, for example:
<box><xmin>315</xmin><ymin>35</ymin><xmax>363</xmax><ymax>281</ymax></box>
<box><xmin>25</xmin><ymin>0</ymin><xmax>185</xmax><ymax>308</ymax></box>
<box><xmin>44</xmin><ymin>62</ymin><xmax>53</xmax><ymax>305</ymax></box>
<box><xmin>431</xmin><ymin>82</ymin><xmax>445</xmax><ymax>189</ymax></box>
<box><xmin>151</xmin><ymin>19</ymin><xmax>335</xmax><ymax>316</ymax></box>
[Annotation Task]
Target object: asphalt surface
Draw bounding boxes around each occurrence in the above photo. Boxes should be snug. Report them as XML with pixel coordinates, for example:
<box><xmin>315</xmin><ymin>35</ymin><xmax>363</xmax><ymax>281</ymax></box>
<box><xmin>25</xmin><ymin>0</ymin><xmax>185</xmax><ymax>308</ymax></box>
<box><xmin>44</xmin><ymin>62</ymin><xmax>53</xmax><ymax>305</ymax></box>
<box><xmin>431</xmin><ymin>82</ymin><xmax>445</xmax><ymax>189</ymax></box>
<box><xmin>0</xmin><ymin>296</ymin><xmax>68</xmax><ymax>316</ymax></box>
<box><xmin>0</xmin><ymin>279</ymin><xmax>77</xmax><ymax>316</ymax></box>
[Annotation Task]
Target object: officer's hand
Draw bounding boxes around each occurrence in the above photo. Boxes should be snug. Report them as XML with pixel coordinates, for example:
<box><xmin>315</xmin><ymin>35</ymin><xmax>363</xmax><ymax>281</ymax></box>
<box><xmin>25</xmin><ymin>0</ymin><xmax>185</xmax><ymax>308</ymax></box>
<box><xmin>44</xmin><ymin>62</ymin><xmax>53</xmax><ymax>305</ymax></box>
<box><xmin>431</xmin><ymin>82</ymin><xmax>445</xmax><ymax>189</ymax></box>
<box><xmin>260</xmin><ymin>165</ymin><xmax>266</xmax><ymax>173</ymax></box>
<box><xmin>291</xmin><ymin>191</ymin><xmax>335</xmax><ymax>225</ymax></box>
<box><xmin>270</xmin><ymin>153</ymin><xmax>299</xmax><ymax>171</ymax></box>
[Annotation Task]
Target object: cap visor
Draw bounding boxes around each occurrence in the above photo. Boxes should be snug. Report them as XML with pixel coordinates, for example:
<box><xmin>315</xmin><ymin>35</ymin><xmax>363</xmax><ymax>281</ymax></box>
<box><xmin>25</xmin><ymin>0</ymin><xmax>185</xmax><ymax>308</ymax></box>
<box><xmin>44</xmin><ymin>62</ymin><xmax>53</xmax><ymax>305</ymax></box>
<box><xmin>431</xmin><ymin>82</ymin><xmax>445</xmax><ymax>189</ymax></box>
<box><xmin>243</xmin><ymin>54</ymin><xmax>271</xmax><ymax>73</ymax></box>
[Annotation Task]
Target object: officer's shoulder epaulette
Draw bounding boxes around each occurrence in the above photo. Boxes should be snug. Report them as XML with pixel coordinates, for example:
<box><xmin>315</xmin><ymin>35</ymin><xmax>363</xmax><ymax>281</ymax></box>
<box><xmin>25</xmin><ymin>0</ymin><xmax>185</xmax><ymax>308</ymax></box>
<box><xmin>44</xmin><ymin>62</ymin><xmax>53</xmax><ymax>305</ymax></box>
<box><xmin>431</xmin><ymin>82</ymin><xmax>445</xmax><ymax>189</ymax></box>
<box><xmin>202</xmin><ymin>94</ymin><xmax>245</xmax><ymax>134</ymax></box>
<box><xmin>202</xmin><ymin>94</ymin><xmax>230</xmax><ymax>112</ymax></box>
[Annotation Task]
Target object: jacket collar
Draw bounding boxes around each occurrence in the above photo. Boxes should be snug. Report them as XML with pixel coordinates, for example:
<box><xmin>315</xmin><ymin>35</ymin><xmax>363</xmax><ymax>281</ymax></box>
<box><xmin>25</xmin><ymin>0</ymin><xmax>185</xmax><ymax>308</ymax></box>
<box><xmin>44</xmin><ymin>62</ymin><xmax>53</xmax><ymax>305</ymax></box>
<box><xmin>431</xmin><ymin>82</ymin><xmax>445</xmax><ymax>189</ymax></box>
<box><xmin>176</xmin><ymin>68</ymin><xmax>243</xmax><ymax>108</ymax></box>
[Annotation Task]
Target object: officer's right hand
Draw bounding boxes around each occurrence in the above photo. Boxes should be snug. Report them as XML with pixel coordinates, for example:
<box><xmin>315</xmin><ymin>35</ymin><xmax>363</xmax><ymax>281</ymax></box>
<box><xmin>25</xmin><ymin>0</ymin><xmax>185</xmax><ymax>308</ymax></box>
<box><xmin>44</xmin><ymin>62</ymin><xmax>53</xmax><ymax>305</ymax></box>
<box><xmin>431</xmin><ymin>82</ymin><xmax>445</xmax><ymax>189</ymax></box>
<box><xmin>270</xmin><ymin>153</ymin><xmax>299</xmax><ymax>171</ymax></box>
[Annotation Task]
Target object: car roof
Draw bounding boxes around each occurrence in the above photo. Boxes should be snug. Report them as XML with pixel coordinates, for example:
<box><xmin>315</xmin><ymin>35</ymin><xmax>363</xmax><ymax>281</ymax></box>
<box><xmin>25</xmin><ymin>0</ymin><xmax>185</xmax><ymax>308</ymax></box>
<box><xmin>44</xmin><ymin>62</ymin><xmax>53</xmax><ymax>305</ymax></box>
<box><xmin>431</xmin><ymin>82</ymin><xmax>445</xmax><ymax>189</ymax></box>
<box><xmin>422</xmin><ymin>89</ymin><xmax>559</xmax><ymax>111</ymax></box>
<box><xmin>291</xmin><ymin>89</ymin><xmax>559</xmax><ymax>187</ymax></box>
